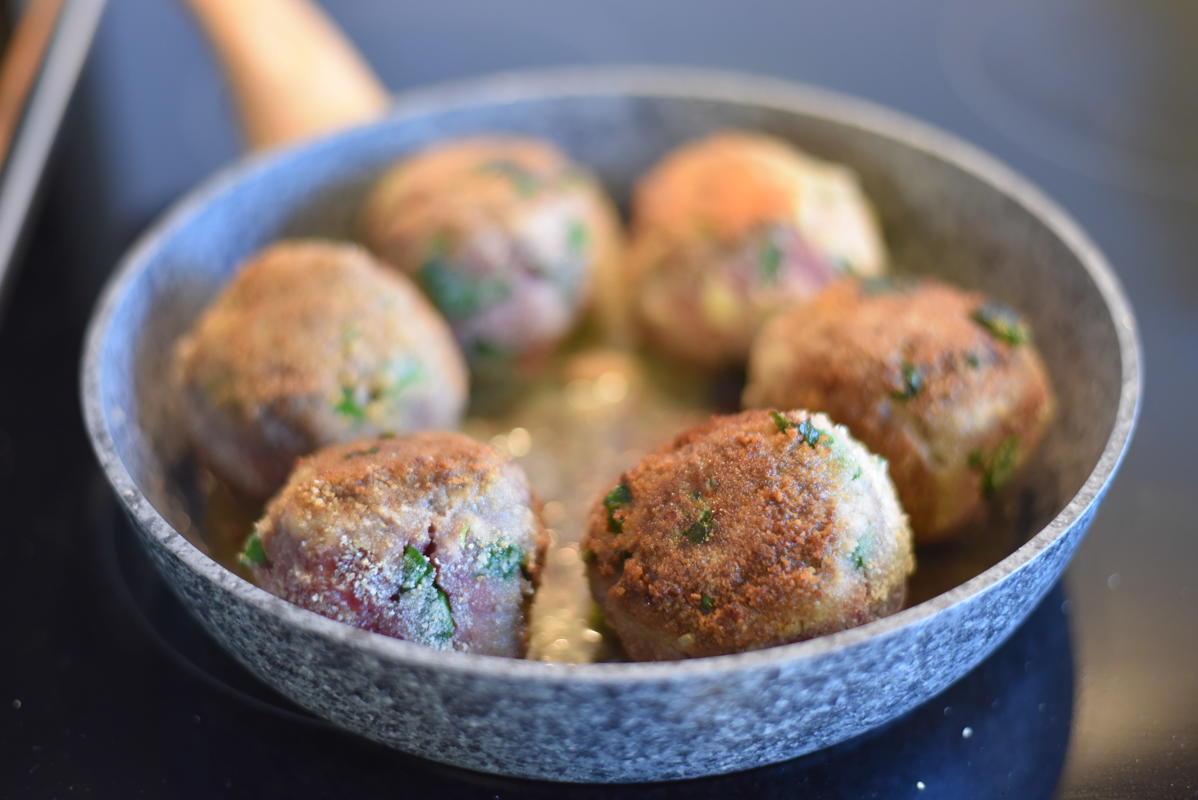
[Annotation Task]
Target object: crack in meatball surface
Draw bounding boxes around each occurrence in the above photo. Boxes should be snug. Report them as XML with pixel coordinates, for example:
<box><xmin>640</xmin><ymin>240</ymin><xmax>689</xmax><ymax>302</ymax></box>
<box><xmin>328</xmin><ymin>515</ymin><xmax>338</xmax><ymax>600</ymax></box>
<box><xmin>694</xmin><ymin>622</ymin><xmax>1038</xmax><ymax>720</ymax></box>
<box><xmin>246</xmin><ymin>432</ymin><xmax>548</xmax><ymax>657</ymax></box>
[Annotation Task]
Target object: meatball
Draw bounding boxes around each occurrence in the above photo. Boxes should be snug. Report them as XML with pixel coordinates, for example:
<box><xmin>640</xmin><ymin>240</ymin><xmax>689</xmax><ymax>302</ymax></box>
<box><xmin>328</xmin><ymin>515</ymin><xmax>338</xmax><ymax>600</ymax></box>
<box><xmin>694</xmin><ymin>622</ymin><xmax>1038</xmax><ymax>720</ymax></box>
<box><xmin>173</xmin><ymin>240</ymin><xmax>467</xmax><ymax>498</ymax></box>
<box><xmin>743</xmin><ymin>277</ymin><xmax>1055</xmax><ymax>543</ymax></box>
<box><xmin>358</xmin><ymin>136</ymin><xmax>622</xmax><ymax>364</ymax></box>
<box><xmin>239</xmin><ymin>432</ymin><xmax>547</xmax><ymax>657</ymax></box>
<box><xmin>627</xmin><ymin>132</ymin><xmax>887</xmax><ymax>367</ymax></box>
<box><xmin>583</xmin><ymin>409</ymin><xmax>913</xmax><ymax>661</ymax></box>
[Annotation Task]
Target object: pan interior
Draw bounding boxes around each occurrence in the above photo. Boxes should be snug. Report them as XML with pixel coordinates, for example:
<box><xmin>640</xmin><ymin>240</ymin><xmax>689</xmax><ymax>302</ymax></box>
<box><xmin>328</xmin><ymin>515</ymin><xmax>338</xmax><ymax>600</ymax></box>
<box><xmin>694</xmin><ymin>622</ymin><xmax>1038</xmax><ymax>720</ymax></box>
<box><xmin>92</xmin><ymin>89</ymin><xmax>1124</xmax><ymax>664</ymax></box>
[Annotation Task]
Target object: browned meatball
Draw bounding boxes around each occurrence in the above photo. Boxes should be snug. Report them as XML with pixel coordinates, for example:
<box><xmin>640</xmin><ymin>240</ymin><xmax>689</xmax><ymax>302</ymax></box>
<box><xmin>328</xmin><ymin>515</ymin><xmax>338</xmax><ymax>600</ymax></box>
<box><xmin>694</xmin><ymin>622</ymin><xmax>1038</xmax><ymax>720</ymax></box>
<box><xmin>240</xmin><ymin>432</ymin><xmax>547</xmax><ymax>657</ymax></box>
<box><xmin>358</xmin><ymin>136</ymin><xmax>622</xmax><ymax>365</ymax></box>
<box><xmin>173</xmin><ymin>240</ymin><xmax>467</xmax><ymax>498</ymax></box>
<box><xmin>744</xmin><ymin>277</ymin><xmax>1055</xmax><ymax>543</ymax></box>
<box><xmin>627</xmin><ymin>132</ymin><xmax>887</xmax><ymax>367</ymax></box>
<box><xmin>583</xmin><ymin>409</ymin><xmax>913</xmax><ymax>661</ymax></box>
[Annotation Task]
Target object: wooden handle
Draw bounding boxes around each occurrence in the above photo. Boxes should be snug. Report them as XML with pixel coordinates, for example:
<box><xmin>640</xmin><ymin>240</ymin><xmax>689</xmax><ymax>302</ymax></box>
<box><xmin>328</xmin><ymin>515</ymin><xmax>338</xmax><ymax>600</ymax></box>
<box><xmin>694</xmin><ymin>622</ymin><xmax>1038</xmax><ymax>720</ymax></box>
<box><xmin>184</xmin><ymin>0</ymin><xmax>388</xmax><ymax>151</ymax></box>
<box><xmin>0</xmin><ymin>0</ymin><xmax>64</xmax><ymax>162</ymax></box>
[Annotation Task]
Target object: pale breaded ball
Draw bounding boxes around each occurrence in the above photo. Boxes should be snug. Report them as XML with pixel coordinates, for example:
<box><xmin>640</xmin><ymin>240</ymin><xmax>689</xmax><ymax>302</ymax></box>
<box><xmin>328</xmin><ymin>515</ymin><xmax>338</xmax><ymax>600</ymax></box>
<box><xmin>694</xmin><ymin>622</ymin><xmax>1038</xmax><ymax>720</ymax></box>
<box><xmin>240</xmin><ymin>432</ymin><xmax>548</xmax><ymax>657</ymax></box>
<box><xmin>583</xmin><ymin>409</ymin><xmax>913</xmax><ymax>661</ymax></box>
<box><xmin>744</xmin><ymin>277</ymin><xmax>1055</xmax><ymax>543</ymax></box>
<box><xmin>627</xmin><ymin>132</ymin><xmax>887</xmax><ymax>367</ymax></box>
<box><xmin>173</xmin><ymin>240</ymin><xmax>467</xmax><ymax>498</ymax></box>
<box><xmin>358</xmin><ymin>136</ymin><xmax>622</xmax><ymax>364</ymax></box>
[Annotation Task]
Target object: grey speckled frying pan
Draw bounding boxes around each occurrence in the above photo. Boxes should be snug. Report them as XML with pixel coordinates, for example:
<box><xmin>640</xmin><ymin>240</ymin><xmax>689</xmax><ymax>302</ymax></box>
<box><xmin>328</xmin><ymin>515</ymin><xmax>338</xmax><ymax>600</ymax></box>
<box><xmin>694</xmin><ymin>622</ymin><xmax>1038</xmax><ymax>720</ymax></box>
<box><xmin>80</xmin><ymin>65</ymin><xmax>1140</xmax><ymax>783</ymax></box>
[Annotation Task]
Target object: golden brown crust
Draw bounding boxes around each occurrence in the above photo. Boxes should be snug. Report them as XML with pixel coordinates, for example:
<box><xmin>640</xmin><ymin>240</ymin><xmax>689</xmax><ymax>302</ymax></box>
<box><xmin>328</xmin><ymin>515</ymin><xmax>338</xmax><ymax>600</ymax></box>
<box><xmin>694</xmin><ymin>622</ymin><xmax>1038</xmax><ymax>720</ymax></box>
<box><xmin>583</xmin><ymin>410</ymin><xmax>913</xmax><ymax>660</ymax></box>
<box><xmin>173</xmin><ymin>239</ymin><xmax>467</xmax><ymax>497</ymax></box>
<box><xmin>634</xmin><ymin>132</ymin><xmax>820</xmax><ymax>241</ymax></box>
<box><xmin>744</xmin><ymin>277</ymin><xmax>1056</xmax><ymax>542</ymax></box>
<box><xmin>626</xmin><ymin>132</ymin><xmax>886</xmax><ymax>367</ymax></box>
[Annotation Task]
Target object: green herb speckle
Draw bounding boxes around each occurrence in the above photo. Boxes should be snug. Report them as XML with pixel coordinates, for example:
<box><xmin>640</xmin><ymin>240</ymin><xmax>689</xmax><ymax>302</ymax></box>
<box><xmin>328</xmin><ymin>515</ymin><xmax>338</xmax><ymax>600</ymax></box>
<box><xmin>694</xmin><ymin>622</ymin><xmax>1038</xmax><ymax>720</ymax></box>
<box><xmin>850</xmin><ymin>542</ymin><xmax>868</xmax><ymax>571</ymax></box>
<box><xmin>399</xmin><ymin>545</ymin><xmax>434</xmax><ymax>592</ymax></box>
<box><xmin>683</xmin><ymin>508</ymin><xmax>715</xmax><ymax>544</ymax></box>
<box><xmin>480</xmin><ymin>158</ymin><xmax>538</xmax><ymax>196</ymax></box>
<box><xmin>567</xmin><ymin>220</ymin><xmax>588</xmax><ymax>256</ymax></box>
<box><xmin>796</xmin><ymin>418</ymin><xmax>834</xmax><ymax>448</ymax></box>
<box><xmin>774</xmin><ymin>412</ymin><xmax>833</xmax><ymax>446</ymax></box>
<box><xmin>759</xmin><ymin>235</ymin><xmax>783</xmax><ymax>285</ymax></box>
<box><xmin>891</xmin><ymin>361</ymin><xmax>923</xmax><ymax>401</ymax></box>
<box><xmin>604</xmin><ymin>483</ymin><xmax>632</xmax><ymax>534</ymax></box>
<box><xmin>395</xmin><ymin>545</ymin><xmax>455</xmax><ymax>643</ymax></box>
<box><xmin>971</xmin><ymin>302</ymin><xmax>1029</xmax><ymax>346</ymax></box>
<box><xmin>333</xmin><ymin>386</ymin><xmax>366</xmax><ymax>422</ymax></box>
<box><xmin>471</xmin><ymin>338</ymin><xmax>510</xmax><ymax>362</ymax></box>
<box><xmin>965</xmin><ymin>351</ymin><xmax>982</xmax><ymax>369</ymax></box>
<box><xmin>699</xmin><ymin>593</ymin><xmax>715</xmax><ymax>614</ymax></box>
<box><xmin>238</xmin><ymin>531</ymin><xmax>268</xmax><ymax>569</ymax></box>
<box><xmin>580</xmin><ymin>549</ymin><xmax>596</xmax><ymax>564</ymax></box>
<box><xmin>419</xmin><ymin>245</ymin><xmax>511</xmax><ymax>319</ymax></box>
<box><xmin>770</xmin><ymin>410</ymin><xmax>796</xmax><ymax>433</ymax></box>
<box><xmin>479</xmin><ymin>542</ymin><xmax>525</xmax><ymax>580</ymax></box>
<box><xmin>343</xmin><ymin>445</ymin><xmax>379</xmax><ymax>459</ymax></box>
<box><xmin>970</xmin><ymin>436</ymin><xmax>1021</xmax><ymax>496</ymax></box>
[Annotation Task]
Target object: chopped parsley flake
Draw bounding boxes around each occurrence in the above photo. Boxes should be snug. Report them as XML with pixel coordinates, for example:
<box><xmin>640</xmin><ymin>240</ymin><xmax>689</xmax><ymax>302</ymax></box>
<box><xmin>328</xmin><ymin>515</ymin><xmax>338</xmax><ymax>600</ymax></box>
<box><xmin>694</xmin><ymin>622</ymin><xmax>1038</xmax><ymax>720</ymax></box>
<box><xmin>343</xmin><ymin>445</ymin><xmax>379</xmax><ymax>459</ymax></box>
<box><xmin>471</xmin><ymin>338</ymin><xmax>510</xmax><ymax>362</ymax></box>
<box><xmin>580</xmin><ymin>549</ymin><xmax>596</xmax><ymax>564</ymax></box>
<box><xmin>700</xmin><ymin>593</ymin><xmax>715</xmax><ymax>614</ymax></box>
<box><xmin>683</xmin><ymin>508</ymin><xmax>715</xmax><ymax>544</ymax></box>
<box><xmin>969</xmin><ymin>436</ymin><xmax>1021</xmax><ymax>496</ymax></box>
<box><xmin>333</xmin><ymin>386</ymin><xmax>366</xmax><ymax>422</ymax></box>
<box><xmin>395</xmin><ymin>545</ymin><xmax>454</xmax><ymax>643</ymax></box>
<box><xmin>759</xmin><ymin>235</ymin><xmax>783</xmax><ymax>285</ymax></box>
<box><xmin>604</xmin><ymin>483</ymin><xmax>632</xmax><ymax>534</ymax></box>
<box><xmin>480</xmin><ymin>158</ymin><xmax>538</xmax><ymax>196</ymax></box>
<box><xmin>852</xmin><ymin>464</ymin><xmax>863</xmax><ymax>481</ymax></box>
<box><xmin>770</xmin><ymin>410</ymin><xmax>797</xmax><ymax>433</ymax></box>
<box><xmin>419</xmin><ymin>246</ymin><xmax>511</xmax><ymax>319</ymax></box>
<box><xmin>891</xmin><ymin>361</ymin><xmax>923</xmax><ymax>401</ymax></box>
<box><xmin>774</xmin><ymin>412</ymin><xmax>833</xmax><ymax>446</ymax></box>
<box><xmin>796</xmin><ymin>418</ymin><xmax>834</xmax><ymax>448</ymax></box>
<box><xmin>399</xmin><ymin>545</ymin><xmax>434</xmax><ymax>592</ymax></box>
<box><xmin>850</xmin><ymin>542</ymin><xmax>868</xmax><ymax>571</ymax></box>
<box><xmin>567</xmin><ymin>220</ymin><xmax>588</xmax><ymax>256</ymax></box>
<box><xmin>971</xmin><ymin>302</ymin><xmax>1029</xmax><ymax>346</ymax></box>
<box><xmin>618</xmin><ymin>549</ymin><xmax>633</xmax><ymax>562</ymax></box>
<box><xmin>479</xmin><ymin>542</ymin><xmax>525</xmax><ymax>580</ymax></box>
<box><xmin>238</xmin><ymin>532</ymin><xmax>268</xmax><ymax>569</ymax></box>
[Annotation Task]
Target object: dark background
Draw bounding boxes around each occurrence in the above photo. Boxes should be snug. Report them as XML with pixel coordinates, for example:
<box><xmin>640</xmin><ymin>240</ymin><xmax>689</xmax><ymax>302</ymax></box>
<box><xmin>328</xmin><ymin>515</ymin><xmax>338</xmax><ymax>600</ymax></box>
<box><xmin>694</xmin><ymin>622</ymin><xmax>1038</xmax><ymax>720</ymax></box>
<box><xmin>2</xmin><ymin>0</ymin><xmax>1195</xmax><ymax>797</ymax></box>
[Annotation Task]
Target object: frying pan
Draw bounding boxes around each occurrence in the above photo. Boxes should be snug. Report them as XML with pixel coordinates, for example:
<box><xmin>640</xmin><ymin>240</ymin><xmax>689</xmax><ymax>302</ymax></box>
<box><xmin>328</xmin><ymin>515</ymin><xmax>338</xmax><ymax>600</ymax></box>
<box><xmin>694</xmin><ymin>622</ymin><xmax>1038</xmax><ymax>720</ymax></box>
<box><xmin>80</xmin><ymin>1</ymin><xmax>1140</xmax><ymax>783</ymax></box>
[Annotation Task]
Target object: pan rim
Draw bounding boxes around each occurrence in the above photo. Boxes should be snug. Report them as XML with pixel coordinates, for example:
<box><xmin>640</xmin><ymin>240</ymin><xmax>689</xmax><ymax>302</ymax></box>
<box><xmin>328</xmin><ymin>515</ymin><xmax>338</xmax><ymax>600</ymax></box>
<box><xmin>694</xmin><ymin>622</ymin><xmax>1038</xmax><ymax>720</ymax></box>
<box><xmin>80</xmin><ymin>64</ymin><xmax>1142</xmax><ymax>684</ymax></box>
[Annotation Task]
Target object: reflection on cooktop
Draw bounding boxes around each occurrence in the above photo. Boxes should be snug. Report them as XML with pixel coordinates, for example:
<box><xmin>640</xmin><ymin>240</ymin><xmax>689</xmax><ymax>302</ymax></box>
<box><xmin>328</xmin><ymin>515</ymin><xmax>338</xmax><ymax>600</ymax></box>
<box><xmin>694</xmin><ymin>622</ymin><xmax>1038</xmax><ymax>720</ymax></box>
<box><xmin>939</xmin><ymin>0</ymin><xmax>1198</xmax><ymax>200</ymax></box>
<box><xmin>100</xmin><ymin>478</ymin><xmax>1075</xmax><ymax>798</ymax></box>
